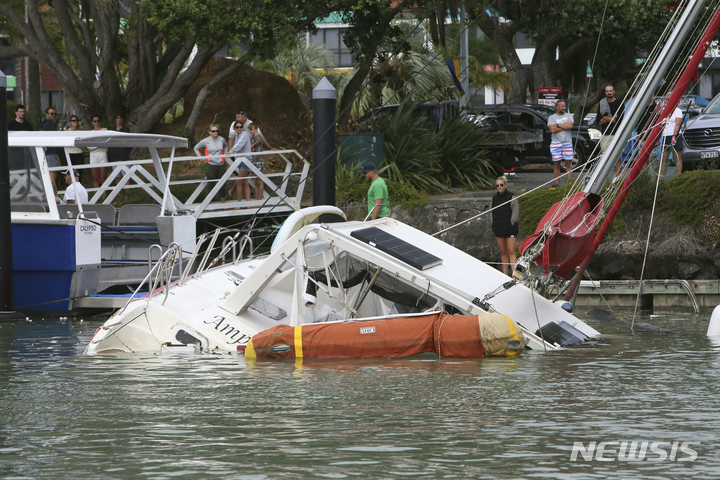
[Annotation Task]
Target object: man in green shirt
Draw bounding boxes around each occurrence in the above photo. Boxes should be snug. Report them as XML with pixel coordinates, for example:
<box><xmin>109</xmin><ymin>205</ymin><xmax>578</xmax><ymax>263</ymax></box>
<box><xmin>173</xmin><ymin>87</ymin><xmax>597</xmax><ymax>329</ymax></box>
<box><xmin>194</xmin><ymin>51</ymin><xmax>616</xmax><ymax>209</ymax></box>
<box><xmin>361</xmin><ymin>162</ymin><xmax>389</xmax><ymax>219</ymax></box>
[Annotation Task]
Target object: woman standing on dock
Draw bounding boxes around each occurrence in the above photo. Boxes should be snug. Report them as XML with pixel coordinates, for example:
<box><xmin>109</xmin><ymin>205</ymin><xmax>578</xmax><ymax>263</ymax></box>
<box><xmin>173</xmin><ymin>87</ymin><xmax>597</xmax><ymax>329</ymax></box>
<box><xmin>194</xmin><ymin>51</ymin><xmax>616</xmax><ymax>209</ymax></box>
<box><xmin>65</xmin><ymin>115</ymin><xmax>85</xmax><ymax>181</ymax></box>
<box><xmin>491</xmin><ymin>175</ymin><xmax>519</xmax><ymax>276</ymax></box>
<box><xmin>194</xmin><ymin>124</ymin><xmax>228</xmax><ymax>203</ymax></box>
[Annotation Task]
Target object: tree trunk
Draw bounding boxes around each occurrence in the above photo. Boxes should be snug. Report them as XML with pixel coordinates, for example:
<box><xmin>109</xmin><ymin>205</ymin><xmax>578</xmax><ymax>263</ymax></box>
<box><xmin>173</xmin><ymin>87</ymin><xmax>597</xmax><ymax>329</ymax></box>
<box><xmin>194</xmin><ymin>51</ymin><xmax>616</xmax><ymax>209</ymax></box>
<box><xmin>337</xmin><ymin>58</ymin><xmax>372</xmax><ymax>129</ymax></box>
<box><xmin>478</xmin><ymin>17</ymin><xmax>526</xmax><ymax>103</ymax></box>
<box><xmin>182</xmin><ymin>54</ymin><xmax>249</xmax><ymax>142</ymax></box>
<box><xmin>25</xmin><ymin>56</ymin><xmax>41</xmax><ymax>128</ymax></box>
<box><xmin>529</xmin><ymin>35</ymin><xmax>560</xmax><ymax>102</ymax></box>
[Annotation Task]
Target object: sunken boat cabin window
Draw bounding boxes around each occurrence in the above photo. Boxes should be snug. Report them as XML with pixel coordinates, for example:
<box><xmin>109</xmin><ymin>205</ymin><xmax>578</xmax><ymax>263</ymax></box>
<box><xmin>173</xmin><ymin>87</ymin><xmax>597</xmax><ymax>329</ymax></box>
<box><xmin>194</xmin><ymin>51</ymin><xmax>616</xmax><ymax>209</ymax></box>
<box><xmin>305</xmin><ymin>251</ymin><xmax>437</xmax><ymax>314</ymax></box>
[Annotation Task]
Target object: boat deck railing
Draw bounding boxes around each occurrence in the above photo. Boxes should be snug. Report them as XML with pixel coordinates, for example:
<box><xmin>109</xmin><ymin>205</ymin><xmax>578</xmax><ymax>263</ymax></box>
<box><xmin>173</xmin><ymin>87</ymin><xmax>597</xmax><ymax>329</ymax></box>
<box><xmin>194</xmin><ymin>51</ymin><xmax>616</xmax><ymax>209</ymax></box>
<box><xmin>10</xmin><ymin>149</ymin><xmax>310</xmax><ymax>221</ymax></box>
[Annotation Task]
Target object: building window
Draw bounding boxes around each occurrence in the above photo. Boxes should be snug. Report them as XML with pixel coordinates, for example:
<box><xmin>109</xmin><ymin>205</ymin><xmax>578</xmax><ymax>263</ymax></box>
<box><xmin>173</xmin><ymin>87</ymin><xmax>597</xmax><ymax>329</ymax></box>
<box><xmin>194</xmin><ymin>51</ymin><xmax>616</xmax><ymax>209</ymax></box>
<box><xmin>515</xmin><ymin>32</ymin><xmax>532</xmax><ymax>49</ymax></box>
<box><xmin>310</xmin><ymin>27</ymin><xmax>355</xmax><ymax>68</ymax></box>
<box><xmin>42</xmin><ymin>90</ymin><xmax>66</xmax><ymax>114</ymax></box>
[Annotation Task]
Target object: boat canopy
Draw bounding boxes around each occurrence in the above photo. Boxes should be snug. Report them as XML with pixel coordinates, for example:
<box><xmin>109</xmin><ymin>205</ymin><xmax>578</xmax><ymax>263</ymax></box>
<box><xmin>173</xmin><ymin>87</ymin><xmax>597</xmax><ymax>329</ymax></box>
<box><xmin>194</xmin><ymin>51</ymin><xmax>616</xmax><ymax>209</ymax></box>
<box><xmin>8</xmin><ymin>130</ymin><xmax>188</xmax><ymax>149</ymax></box>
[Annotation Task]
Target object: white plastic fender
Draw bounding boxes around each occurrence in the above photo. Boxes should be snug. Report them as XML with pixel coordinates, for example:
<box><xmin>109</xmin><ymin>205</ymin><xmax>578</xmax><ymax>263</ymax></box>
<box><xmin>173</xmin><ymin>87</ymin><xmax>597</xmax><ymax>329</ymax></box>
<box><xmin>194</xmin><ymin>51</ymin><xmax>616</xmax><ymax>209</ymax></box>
<box><xmin>707</xmin><ymin>305</ymin><xmax>720</xmax><ymax>337</ymax></box>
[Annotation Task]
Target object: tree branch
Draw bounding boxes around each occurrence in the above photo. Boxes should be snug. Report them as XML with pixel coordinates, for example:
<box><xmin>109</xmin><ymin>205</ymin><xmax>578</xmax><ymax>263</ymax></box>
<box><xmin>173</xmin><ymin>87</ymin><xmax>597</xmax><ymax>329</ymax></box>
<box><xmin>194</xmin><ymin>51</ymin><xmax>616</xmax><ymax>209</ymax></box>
<box><xmin>183</xmin><ymin>54</ymin><xmax>250</xmax><ymax>139</ymax></box>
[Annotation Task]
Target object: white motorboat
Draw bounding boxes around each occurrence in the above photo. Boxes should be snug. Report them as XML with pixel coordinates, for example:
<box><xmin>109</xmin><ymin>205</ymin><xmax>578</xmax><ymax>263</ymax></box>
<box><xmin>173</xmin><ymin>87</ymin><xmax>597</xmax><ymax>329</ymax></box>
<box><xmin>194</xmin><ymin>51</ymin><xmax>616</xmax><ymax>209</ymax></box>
<box><xmin>86</xmin><ymin>206</ymin><xmax>600</xmax><ymax>355</ymax></box>
<box><xmin>8</xmin><ymin>130</ymin><xmax>309</xmax><ymax>312</ymax></box>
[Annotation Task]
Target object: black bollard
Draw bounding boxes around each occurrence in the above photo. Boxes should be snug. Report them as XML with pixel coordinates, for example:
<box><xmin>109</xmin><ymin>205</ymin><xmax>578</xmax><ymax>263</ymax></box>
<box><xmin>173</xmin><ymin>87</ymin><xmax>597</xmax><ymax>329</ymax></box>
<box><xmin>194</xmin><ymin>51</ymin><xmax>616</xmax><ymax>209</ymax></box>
<box><xmin>0</xmin><ymin>70</ymin><xmax>18</xmax><ymax>317</ymax></box>
<box><xmin>312</xmin><ymin>77</ymin><xmax>336</xmax><ymax>210</ymax></box>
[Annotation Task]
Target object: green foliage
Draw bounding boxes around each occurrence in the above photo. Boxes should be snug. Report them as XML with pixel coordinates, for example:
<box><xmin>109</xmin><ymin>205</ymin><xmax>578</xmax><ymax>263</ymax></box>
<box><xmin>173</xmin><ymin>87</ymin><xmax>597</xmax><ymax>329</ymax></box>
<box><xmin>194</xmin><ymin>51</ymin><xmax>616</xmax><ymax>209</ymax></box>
<box><xmin>377</xmin><ymin>100</ymin><xmax>445</xmax><ymax>191</ymax></box>
<box><xmin>373</xmin><ymin>98</ymin><xmax>495</xmax><ymax>192</ymax></box>
<box><xmin>255</xmin><ymin>40</ymin><xmax>339</xmax><ymax>95</ymax></box>
<box><xmin>435</xmin><ymin>114</ymin><xmax>497</xmax><ymax>189</ymax></box>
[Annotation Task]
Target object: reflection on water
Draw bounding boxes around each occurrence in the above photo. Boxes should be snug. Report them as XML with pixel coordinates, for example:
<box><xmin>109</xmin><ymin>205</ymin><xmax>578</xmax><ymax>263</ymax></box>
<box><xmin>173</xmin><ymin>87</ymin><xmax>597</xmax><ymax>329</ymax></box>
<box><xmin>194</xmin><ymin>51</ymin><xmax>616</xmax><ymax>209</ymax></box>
<box><xmin>1</xmin><ymin>309</ymin><xmax>720</xmax><ymax>479</ymax></box>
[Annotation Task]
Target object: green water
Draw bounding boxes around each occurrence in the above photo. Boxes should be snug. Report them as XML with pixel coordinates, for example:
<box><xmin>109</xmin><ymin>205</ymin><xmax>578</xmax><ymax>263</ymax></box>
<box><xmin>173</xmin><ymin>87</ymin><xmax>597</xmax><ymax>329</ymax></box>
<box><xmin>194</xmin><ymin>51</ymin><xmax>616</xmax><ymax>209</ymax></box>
<box><xmin>0</xmin><ymin>308</ymin><xmax>718</xmax><ymax>479</ymax></box>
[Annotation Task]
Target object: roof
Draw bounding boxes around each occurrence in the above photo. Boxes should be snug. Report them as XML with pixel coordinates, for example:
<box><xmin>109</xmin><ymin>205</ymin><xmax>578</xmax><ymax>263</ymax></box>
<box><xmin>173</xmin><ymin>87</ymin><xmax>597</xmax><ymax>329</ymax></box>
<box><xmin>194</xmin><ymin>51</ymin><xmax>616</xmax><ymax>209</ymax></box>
<box><xmin>8</xmin><ymin>130</ymin><xmax>188</xmax><ymax>149</ymax></box>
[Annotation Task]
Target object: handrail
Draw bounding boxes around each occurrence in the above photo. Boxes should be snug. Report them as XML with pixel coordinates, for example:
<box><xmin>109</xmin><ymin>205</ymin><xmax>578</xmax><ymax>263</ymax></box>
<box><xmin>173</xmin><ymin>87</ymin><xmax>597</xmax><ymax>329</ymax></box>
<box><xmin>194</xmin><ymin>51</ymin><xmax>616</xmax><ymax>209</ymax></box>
<box><xmin>148</xmin><ymin>244</ymin><xmax>163</xmax><ymax>274</ymax></box>
<box><xmin>118</xmin><ymin>244</ymin><xmax>182</xmax><ymax>314</ymax></box>
<box><xmin>180</xmin><ymin>233</ymin><xmax>207</xmax><ymax>285</ymax></box>
<box><xmin>642</xmin><ymin>279</ymin><xmax>700</xmax><ymax>314</ymax></box>
<box><xmin>221</xmin><ymin>236</ymin><xmax>237</xmax><ymax>264</ymax></box>
<box><xmin>196</xmin><ymin>228</ymin><xmax>221</xmax><ymax>276</ymax></box>
<box><xmin>12</xmin><ymin>148</ymin><xmax>310</xmax><ymax>221</ymax></box>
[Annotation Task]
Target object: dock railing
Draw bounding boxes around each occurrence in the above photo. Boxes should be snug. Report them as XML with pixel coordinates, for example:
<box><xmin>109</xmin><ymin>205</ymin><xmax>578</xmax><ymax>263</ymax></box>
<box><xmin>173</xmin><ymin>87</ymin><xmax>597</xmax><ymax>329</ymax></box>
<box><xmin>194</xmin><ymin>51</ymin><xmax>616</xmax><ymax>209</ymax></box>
<box><xmin>10</xmin><ymin>148</ymin><xmax>310</xmax><ymax>221</ymax></box>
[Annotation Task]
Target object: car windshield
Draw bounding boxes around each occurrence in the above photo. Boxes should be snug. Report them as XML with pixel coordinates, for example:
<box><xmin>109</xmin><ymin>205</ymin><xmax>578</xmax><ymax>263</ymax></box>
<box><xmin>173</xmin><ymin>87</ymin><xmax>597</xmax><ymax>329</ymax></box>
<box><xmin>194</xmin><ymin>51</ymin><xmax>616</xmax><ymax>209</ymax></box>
<box><xmin>702</xmin><ymin>94</ymin><xmax>720</xmax><ymax>115</ymax></box>
<box><xmin>532</xmin><ymin>106</ymin><xmax>555</xmax><ymax>120</ymax></box>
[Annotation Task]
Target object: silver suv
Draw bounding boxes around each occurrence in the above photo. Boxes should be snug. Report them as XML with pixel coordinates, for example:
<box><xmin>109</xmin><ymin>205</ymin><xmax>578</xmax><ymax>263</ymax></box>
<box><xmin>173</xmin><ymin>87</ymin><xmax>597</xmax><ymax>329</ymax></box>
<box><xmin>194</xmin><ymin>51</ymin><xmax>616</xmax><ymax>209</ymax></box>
<box><xmin>680</xmin><ymin>93</ymin><xmax>720</xmax><ymax>170</ymax></box>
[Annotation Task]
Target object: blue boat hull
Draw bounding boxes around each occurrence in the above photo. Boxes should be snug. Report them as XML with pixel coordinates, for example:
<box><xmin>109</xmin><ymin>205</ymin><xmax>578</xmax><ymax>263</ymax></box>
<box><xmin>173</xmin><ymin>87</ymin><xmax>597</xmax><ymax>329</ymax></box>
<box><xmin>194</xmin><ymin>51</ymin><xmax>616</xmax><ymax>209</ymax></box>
<box><xmin>12</xmin><ymin>223</ymin><xmax>77</xmax><ymax>311</ymax></box>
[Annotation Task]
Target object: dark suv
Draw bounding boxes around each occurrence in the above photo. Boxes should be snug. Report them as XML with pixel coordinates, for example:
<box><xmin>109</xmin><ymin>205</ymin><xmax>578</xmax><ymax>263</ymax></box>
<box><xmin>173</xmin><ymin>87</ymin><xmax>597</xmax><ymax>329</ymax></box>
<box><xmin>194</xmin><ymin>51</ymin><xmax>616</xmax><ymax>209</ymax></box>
<box><xmin>679</xmin><ymin>93</ymin><xmax>720</xmax><ymax>170</ymax></box>
<box><xmin>472</xmin><ymin>104</ymin><xmax>602</xmax><ymax>166</ymax></box>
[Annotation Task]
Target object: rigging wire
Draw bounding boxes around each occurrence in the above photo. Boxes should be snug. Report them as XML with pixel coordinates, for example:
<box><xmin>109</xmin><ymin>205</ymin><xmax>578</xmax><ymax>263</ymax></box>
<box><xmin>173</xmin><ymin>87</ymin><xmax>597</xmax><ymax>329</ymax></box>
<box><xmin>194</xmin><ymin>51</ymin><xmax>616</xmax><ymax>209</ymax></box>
<box><xmin>631</xmin><ymin>160</ymin><xmax>664</xmax><ymax>331</ymax></box>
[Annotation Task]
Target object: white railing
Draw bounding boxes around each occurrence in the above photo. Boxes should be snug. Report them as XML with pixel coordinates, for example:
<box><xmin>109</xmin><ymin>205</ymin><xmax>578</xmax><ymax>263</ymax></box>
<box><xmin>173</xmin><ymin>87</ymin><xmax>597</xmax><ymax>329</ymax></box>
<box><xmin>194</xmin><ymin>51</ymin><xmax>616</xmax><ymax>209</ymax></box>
<box><xmin>12</xmin><ymin>149</ymin><xmax>310</xmax><ymax>220</ymax></box>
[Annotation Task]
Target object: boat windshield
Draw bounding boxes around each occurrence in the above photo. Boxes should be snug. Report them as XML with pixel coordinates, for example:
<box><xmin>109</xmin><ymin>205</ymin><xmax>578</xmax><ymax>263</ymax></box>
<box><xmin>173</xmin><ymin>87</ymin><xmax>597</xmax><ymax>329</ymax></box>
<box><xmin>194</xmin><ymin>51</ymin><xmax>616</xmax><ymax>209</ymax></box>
<box><xmin>9</xmin><ymin>147</ymin><xmax>49</xmax><ymax>212</ymax></box>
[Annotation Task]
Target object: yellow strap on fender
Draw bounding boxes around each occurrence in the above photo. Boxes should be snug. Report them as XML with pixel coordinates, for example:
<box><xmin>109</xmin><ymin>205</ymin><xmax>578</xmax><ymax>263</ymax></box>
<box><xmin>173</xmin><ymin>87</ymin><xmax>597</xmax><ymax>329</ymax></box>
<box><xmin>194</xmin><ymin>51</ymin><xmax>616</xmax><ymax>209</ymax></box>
<box><xmin>294</xmin><ymin>325</ymin><xmax>304</xmax><ymax>358</ymax></box>
<box><xmin>502</xmin><ymin>315</ymin><xmax>520</xmax><ymax>357</ymax></box>
<box><xmin>244</xmin><ymin>339</ymin><xmax>257</xmax><ymax>359</ymax></box>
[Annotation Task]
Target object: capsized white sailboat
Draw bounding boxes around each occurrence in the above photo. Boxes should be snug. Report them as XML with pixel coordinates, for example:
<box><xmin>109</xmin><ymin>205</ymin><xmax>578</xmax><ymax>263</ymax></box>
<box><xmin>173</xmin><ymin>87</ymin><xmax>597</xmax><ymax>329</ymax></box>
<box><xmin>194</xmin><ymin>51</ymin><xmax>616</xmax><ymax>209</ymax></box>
<box><xmin>85</xmin><ymin>206</ymin><xmax>599</xmax><ymax>355</ymax></box>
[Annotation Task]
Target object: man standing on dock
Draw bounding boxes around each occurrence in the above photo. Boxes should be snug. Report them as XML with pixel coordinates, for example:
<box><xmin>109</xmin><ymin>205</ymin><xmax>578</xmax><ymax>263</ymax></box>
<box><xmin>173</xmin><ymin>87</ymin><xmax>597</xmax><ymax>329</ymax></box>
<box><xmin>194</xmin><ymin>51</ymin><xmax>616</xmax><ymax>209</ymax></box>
<box><xmin>8</xmin><ymin>105</ymin><xmax>34</xmax><ymax>172</ymax></box>
<box><xmin>362</xmin><ymin>162</ymin><xmax>389</xmax><ymax>220</ymax></box>
<box><xmin>547</xmin><ymin>100</ymin><xmax>574</xmax><ymax>188</ymax></box>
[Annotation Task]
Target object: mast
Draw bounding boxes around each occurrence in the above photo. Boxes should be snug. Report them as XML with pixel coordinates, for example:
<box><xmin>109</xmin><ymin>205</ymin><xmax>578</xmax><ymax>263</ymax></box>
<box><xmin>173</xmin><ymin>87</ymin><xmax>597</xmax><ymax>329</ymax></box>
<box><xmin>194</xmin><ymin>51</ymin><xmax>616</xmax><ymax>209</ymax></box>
<box><xmin>564</xmin><ymin>3</ymin><xmax>720</xmax><ymax>300</ymax></box>
<box><xmin>583</xmin><ymin>0</ymin><xmax>706</xmax><ymax>194</ymax></box>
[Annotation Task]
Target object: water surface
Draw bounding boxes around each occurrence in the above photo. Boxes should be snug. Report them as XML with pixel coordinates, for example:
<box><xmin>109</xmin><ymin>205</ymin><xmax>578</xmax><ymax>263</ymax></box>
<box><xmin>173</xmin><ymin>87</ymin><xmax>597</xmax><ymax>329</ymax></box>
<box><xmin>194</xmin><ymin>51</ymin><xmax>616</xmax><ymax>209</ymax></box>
<box><xmin>0</xmin><ymin>308</ymin><xmax>718</xmax><ymax>479</ymax></box>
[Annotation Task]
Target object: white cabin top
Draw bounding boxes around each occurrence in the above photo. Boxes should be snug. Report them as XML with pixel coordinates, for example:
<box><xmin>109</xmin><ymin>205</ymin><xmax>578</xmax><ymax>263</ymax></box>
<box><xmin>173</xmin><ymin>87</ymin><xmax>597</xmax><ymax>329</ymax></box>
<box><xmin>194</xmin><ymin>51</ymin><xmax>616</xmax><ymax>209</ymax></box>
<box><xmin>8</xmin><ymin>130</ymin><xmax>188</xmax><ymax>149</ymax></box>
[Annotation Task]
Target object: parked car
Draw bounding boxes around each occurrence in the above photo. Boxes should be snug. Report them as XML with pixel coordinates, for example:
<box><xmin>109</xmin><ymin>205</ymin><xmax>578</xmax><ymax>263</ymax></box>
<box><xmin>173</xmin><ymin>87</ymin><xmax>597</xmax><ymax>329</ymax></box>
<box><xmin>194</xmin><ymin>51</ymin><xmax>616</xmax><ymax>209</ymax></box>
<box><xmin>361</xmin><ymin>101</ymin><xmax>525</xmax><ymax>171</ymax></box>
<box><xmin>361</xmin><ymin>101</ymin><xmax>461</xmax><ymax>131</ymax></box>
<box><xmin>472</xmin><ymin>104</ymin><xmax>602</xmax><ymax>166</ymax></box>
<box><xmin>678</xmin><ymin>92</ymin><xmax>720</xmax><ymax>170</ymax></box>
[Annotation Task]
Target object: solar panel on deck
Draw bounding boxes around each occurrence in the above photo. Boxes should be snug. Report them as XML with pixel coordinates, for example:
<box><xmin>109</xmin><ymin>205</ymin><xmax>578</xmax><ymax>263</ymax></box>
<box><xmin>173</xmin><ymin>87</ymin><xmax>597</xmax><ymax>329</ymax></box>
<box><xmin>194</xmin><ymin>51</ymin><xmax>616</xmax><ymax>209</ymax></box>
<box><xmin>350</xmin><ymin>227</ymin><xmax>443</xmax><ymax>270</ymax></box>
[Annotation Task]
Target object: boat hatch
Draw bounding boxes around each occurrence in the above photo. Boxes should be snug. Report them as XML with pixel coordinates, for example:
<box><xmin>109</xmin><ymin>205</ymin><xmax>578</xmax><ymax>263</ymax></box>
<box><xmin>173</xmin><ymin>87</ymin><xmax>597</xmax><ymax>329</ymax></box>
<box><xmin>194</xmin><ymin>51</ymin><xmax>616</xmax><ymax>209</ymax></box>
<box><xmin>351</xmin><ymin>227</ymin><xmax>443</xmax><ymax>270</ymax></box>
<box><xmin>535</xmin><ymin>321</ymin><xmax>588</xmax><ymax>347</ymax></box>
<box><xmin>249</xmin><ymin>298</ymin><xmax>287</xmax><ymax>321</ymax></box>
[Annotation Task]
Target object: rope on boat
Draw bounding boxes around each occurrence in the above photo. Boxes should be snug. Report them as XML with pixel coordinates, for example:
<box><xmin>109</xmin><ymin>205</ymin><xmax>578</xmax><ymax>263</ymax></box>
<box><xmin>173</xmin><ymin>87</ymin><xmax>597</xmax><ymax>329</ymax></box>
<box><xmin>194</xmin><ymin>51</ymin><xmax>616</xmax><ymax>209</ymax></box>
<box><xmin>631</xmin><ymin>163</ymin><xmax>664</xmax><ymax>331</ymax></box>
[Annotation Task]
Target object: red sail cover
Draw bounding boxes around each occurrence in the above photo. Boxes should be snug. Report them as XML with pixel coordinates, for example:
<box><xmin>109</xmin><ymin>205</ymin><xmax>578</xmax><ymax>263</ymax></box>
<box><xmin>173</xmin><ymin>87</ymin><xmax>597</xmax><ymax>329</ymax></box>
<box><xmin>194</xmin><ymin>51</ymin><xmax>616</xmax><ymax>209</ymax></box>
<box><xmin>519</xmin><ymin>191</ymin><xmax>604</xmax><ymax>278</ymax></box>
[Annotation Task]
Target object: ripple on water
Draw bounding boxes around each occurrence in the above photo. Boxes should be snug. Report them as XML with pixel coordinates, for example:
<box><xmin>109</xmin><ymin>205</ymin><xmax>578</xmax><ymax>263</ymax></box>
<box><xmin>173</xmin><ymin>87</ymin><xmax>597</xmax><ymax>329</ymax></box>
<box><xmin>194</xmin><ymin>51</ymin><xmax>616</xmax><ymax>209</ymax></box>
<box><xmin>1</xmin><ymin>310</ymin><xmax>720</xmax><ymax>478</ymax></box>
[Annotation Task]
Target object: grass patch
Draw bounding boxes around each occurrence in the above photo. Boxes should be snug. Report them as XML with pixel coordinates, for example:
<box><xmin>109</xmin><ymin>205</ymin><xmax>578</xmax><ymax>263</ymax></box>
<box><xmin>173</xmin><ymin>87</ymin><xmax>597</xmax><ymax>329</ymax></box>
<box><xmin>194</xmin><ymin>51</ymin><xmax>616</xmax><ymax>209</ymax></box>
<box><xmin>657</xmin><ymin>170</ymin><xmax>720</xmax><ymax>226</ymax></box>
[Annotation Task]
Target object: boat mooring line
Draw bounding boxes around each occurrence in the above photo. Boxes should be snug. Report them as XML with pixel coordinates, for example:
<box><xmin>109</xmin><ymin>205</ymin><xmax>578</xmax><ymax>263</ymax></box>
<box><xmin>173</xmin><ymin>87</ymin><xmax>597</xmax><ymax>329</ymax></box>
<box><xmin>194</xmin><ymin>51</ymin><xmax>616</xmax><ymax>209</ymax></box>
<box><xmin>632</xmin><ymin>168</ymin><xmax>663</xmax><ymax>331</ymax></box>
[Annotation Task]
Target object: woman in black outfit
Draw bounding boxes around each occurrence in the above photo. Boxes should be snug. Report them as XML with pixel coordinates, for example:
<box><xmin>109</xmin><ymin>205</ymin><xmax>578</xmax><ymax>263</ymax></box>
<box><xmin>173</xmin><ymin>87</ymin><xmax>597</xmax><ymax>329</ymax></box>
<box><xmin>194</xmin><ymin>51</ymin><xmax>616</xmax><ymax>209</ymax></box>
<box><xmin>491</xmin><ymin>175</ymin><xmax>519</xmax><ymax>276</ymax></box>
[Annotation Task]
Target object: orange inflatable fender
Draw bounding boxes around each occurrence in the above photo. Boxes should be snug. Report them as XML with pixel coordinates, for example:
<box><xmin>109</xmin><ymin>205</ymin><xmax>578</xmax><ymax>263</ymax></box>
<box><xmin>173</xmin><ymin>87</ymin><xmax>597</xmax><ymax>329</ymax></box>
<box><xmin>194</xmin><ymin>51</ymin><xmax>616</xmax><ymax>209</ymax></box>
<box><xmin>243</xmin><ymin>312</ymin><xmax>523</xmax><ymax>359</ymax></box>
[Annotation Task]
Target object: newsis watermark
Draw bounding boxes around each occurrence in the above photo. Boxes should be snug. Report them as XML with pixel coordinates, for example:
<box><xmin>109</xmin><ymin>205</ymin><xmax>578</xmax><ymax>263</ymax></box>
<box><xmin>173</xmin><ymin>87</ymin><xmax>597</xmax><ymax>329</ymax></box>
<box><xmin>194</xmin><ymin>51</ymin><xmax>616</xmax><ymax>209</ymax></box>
<box><xmin>570</xmin><ymin>441</ymin><xmax>699</xmax><ymax>462</ymax></box>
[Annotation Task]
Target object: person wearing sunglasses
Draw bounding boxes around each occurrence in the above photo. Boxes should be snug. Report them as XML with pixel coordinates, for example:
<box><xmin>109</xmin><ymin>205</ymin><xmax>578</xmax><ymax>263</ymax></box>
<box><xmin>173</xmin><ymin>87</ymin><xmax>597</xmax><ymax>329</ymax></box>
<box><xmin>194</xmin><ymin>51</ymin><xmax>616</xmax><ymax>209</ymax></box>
<box><xmin>87</xmin><ymin>115</ymin><xmax>109</xmax><ymax>188</ymax></box>
<box><xmin>194</xmin><ymin>124</ymin><xmax>229</xmax><ymax>203</ymax></box>
<box><xmin>41</xmin><ymin>107</ymin><xmax>63</xmax><ymax>191</ymax></box>
<box><xmin>65</xmin><ymin>116</ymin><xmax>86</xmax><ymax>181</ymax></box>
<box><xmin>490</xmin><ymin>175</ymin><xmax>519</xmax><ymax>276</ymax></box>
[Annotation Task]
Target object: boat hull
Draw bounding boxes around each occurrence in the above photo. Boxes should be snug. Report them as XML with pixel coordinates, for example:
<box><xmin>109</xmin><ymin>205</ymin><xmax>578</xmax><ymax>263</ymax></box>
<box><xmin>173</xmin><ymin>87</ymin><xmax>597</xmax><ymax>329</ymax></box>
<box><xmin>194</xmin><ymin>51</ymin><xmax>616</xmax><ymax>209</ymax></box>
<box><xmin>12</xmin><ymin>220</ymin><xmax>101</xmax><ymax>312</ymax></box>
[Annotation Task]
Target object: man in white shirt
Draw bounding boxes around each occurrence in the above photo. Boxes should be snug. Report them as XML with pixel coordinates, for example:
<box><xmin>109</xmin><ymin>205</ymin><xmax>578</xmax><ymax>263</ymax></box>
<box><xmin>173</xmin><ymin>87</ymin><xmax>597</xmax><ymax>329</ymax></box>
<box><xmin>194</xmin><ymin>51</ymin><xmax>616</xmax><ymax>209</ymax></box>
<box><xmin>227</xmin><ymin>110</ymin><xmax>274</xmax><ymax>150</ymax></box>
<box><xmin>63</xmin><ymin>170</ymin><xmax>89</xmax><ymax>205</ymax></box>
<box><xmin>659</xmin><ymin>107</ymin><xmax>683</xmax><ymax>177</ymax></box>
